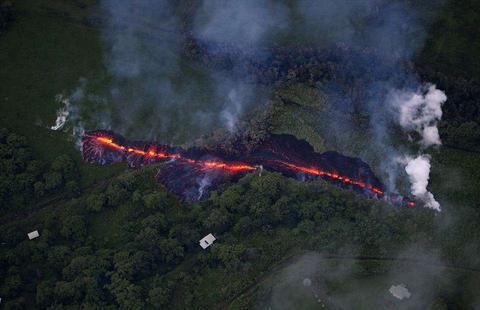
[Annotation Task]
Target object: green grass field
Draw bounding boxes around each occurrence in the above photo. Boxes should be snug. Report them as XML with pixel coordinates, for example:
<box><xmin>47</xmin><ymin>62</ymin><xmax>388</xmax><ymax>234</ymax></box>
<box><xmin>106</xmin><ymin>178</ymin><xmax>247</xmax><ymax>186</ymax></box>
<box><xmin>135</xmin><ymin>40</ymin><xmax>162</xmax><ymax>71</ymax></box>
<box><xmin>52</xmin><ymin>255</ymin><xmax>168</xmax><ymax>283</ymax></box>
<box><xmin>0</xmin><ymin>0</ymin><xmax>122</xmax><ymax>187</ymax></box>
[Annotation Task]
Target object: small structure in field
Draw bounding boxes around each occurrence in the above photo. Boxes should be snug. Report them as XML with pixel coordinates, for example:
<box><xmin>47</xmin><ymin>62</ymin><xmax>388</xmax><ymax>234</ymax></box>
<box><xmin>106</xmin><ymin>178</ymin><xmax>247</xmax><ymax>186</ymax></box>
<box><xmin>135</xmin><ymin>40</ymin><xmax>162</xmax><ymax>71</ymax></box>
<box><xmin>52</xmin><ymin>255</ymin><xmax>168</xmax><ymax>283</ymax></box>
<box><xmin>389</xmin><ymin>284</ymin><xmax>411</xmax><ymax>300</ymax></box>
<box><xmin>27</xmin><ymin>230</ymin><xmax>40</xmax><ymax>240</ymax></box>
<box><xmin>199</xmin><ymin>233</ymin><xmax>216</xmax><ymax>249</ymax></box>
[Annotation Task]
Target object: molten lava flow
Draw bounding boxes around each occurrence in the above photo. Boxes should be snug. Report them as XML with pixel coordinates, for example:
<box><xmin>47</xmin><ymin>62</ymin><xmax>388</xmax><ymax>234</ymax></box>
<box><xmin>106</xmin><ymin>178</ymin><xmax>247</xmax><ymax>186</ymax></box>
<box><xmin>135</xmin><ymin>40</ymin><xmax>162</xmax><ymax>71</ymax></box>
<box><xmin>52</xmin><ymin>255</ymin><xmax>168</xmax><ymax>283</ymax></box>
<box><xmin>82</xmin><ymin>130</ymin><xmax>416</xmax><ymax>206</ymax></box>
<box><xmin>95</xmin><ymin>136</ymin><xmax>181</xmax><ymax>159</ymax></box>
<box><xmin>89</xmin><ymin>133</ymin><xmax>256</xmax><ymax>173</ymax></box>
<box><xmin>279</xmin><ymin>162</ymin><xmax>384</xmax><ymax>195</ymax></box>
<box><xmin>89</xmin><ymin>133</ymin><xmax>377</xmax><ymax>188</ymax></box>
<box><xmin>197</xmin><ymin>161</ymin><xmax>257</xmax><ymax>172</ymax></box>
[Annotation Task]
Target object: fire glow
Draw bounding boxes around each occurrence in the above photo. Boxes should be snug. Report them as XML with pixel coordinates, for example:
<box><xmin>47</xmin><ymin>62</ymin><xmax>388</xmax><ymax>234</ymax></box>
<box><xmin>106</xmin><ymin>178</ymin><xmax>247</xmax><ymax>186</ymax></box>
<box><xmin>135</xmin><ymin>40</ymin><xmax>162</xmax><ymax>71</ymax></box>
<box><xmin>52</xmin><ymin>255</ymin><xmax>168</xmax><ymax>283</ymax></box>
<box><xmin>91</xmin><ymin>135</ymin><xmax>256</xmax><ymax>173</ymax></box>
<box><xmin>82</xmin><ymin>130</ymin><xmax>415</xmax><ymax>206</ymax></box>
<box><xmin>280</xmin><ymin>162</ymin><xmax>384</xmax><ymax>195</ymax></box>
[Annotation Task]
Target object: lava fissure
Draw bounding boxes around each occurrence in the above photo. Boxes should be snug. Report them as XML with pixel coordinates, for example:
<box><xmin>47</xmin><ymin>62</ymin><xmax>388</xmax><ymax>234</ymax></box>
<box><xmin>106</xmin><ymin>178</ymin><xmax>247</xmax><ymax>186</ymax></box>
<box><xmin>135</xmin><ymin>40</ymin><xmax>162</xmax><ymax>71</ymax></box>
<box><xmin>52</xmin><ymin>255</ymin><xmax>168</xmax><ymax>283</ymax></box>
<box><xmin>82</xmin><ymin>130</ymin><xmax>414</xmax><ymax>206</ymax></box>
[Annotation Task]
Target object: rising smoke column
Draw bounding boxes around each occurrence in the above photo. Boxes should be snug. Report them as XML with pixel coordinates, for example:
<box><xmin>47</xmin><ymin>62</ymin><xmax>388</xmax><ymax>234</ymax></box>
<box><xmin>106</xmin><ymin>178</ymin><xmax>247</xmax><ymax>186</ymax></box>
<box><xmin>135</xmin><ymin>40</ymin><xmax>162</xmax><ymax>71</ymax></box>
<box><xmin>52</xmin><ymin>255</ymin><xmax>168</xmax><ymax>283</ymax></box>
<box><xmin>192</xmin><ymin>0</ymin><xmax>289</xmax><ymax>132</ymax></box>
<box><xmin>66</xmin><ymin>0</ymin><xmax>289</xmax><ymax>141</ymax></box>
<box><xmin>404</xmin><ymin>155</ymin><xmax>439</xmax><ymax>211</ymax></box>
<box><xmin>66</xmin><ymin>0</ymin><xmax>255</xmax><ymax>143</ymax></box>
<box><xmin>297</xmin><ymin>0</ymin><xmax>446</xmax><ymax>210</ymax></box>
<box><xmin>389</xmin><ymin>85</ymin><xmax>446</xmax><ymax>211</ymax></box>
<box><xmin>59</xmin><ymin>0</ymin><xmax>446</xmax><ymax>208</ymax></box>
<box><xmin>390</xmin><ymin>84</ymin><xmax>446</xmax><ymax>148</ymax></box>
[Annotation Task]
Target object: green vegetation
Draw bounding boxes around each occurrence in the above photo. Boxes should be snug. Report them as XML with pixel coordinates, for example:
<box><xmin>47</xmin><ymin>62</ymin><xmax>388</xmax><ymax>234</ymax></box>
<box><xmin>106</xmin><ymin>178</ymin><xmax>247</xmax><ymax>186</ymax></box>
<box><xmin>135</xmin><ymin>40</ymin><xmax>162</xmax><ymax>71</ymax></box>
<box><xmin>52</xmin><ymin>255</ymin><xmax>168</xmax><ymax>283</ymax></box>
<box><xmin>2</xmin><ymin>130</ymin><xmax>479</xmax><ymax>308</ymax></box>
<box><xmin>1</xmin><ymin>0</ymin><xmax>480</xmax><ymax>309</ymax></box>
<box><xmin>417</xmin><ymin>0</ymin><xmax>480</xmax><ymax>152</ymax></box>
<box><xmin>0</xmin><ymin>136</ymin><xmax>441</xmax><ymax>308</ymax></box>
<box><xmin>418</xmin><ymin>0</ymin><xmax>480</xmax><ymax>81</ymax></box>
<box><xmin>249</xmin><ymin>255</ymin><xmax>478</xmax><ymax>309</ymax></box>
<box><xmin>269</xmin><ymin>84</ymin><xmax>327</xmax><ymax>152</ymax></box>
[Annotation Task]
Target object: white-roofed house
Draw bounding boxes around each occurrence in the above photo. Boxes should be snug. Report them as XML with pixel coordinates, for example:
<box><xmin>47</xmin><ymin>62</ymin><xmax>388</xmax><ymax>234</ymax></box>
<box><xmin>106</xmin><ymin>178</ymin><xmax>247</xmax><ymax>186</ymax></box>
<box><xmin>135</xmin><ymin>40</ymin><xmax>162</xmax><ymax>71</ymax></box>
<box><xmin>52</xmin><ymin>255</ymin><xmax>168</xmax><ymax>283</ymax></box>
<box><xmin>27</xmin><ymin>230</ymin><xmax>40</xmax><ymax>240</ymax></box>
<box><xmin>199</xmin><ymin>233</ymin><xmax>216</xmax><ymax>249</ymax></box>
<box><xmin>389</xmin><ymin>284</ymin><xmax>411</xmax><ymax>300</ymax></box>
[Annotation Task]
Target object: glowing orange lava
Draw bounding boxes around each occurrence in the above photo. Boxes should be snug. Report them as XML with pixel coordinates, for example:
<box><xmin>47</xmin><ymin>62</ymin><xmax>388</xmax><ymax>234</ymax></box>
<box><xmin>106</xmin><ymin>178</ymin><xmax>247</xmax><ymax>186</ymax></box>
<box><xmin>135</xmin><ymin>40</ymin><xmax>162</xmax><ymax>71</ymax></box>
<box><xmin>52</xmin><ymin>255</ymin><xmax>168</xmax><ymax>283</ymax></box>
<box><xmin>280</xmin><ymin>162</ymin><xmax>384</xmax><ymax>195</ymax></box>
<box><xmin>96</xmin><ymin>136</ymin><xmax>180</xmax><ymax>159</ymax></box>
<box><xmin>91</xmin><ymin>134</ymin><xmax>385</xmax><ymax>194</ymax></box>
<box><xmin>93</xmin><ymin>135</ymin><xmax>255</xmax><ymax>172</ymax></box>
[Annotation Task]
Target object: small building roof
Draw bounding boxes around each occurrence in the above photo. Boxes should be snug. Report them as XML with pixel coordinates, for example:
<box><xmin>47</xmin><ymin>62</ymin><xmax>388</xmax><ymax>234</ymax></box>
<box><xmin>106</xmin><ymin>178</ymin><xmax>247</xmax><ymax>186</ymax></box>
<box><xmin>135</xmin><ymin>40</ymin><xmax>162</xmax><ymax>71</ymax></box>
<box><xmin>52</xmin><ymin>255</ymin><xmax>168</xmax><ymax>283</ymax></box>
<box><xmin>28</xmin><ymin>230</ymin><xmax>40</xmax><ymax>240</ymax></box>
<box><xmin>199</xmin><ymin>233</ymin><xmax>216</xmax><ymax>249</ymax></box>
<box><xmin>389</xmin><ymin>284</ymin><xmax>411</xmax><ymax>300</ymax></box>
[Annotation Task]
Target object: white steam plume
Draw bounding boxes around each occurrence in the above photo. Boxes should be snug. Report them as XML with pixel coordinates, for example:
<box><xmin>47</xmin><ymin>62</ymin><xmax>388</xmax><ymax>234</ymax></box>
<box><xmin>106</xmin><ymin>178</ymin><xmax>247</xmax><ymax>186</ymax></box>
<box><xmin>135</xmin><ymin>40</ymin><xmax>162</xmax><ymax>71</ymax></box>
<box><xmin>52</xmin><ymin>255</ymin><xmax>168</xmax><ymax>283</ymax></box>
<box><xmin>390</xmin><ymin>85</ymin><xmax>446</xmax><ymax>211</ymax></box>
<box><xmin>404</xmin><ymin>155</ymin><xmax>440</xmax><ymax>211</ymax></box>
<box><xmin>390</xmin><ymin>84</ymin><xmax>446</xmax><ymax>147</ymax></box>
<box><xmin>220</xmin><ymin>89</ymin><xmax>244</xmax><ymax>133</ymax></box>
<box><xmin>51</xmin><ymin>94</ymin><xmax>70</xmax><ymax>131</ymax></box>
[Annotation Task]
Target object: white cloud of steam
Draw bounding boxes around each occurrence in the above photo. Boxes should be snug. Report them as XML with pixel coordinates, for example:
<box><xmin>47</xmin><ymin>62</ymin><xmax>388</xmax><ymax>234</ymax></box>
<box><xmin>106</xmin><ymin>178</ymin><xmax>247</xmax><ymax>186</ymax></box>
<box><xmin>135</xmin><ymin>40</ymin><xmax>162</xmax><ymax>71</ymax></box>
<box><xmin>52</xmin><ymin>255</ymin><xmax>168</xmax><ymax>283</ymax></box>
<box><xmin>51</xmin><ymin>94</ymin><xmax>70</xmax><ymax>131</ymax></box>
<box><xmin>388</xmin><ymin>85</ymin><xmax>445</xmax><ymax>210</ymax></box>
<box><xmin>51</xmin><ymin>79</ymin><xmax>96</xmax><ymax>150</ymax></box>
<box><xmin>422</xmin><ymin>126</ymin><xmax>440</xmax><ymax>147</ymax></box>
<box><xmin>404</xmin><ymin>155</ymin><xmax>440</xmax><ymax>211</ymax></box>
<box><xmin>390</xmin><ymin>85</ymin><xmax>446</xmax><ymax>147</ymax></box>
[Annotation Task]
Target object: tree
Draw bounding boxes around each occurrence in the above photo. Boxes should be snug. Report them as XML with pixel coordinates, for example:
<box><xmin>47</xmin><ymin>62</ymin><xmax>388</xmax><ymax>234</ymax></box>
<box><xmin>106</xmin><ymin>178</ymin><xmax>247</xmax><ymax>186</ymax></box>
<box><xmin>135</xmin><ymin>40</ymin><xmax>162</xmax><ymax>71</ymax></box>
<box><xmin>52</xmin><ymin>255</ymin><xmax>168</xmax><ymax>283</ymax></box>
<box><xmin>148</xmin><ymin>277</ymin><xmax>174</xmax><ymax>308</ymax></box>
<box><xmin>33</xmin><ymin>181</ymin><xmax>45</xmax><ymax>198</ymax></box>
<box><xmin>113</xmin><ymin>250</ymin><xmax>153</xmax><ymax>280</ymax></box>
<box><xmin>44</xmin><ymin>171</ymin><xmax>63</xmax><ymax>191</ymax></box>
<box><xmin>1</xmin><ymin>274</ymin><xmax>21</xmax><ymax>296</ymax></box>
<box><xmin>295</xmin><ymin>220</ymin><xmax>315</xmax><ymax>235</ymax></box>
<box><xmin>61</xmin><ymin>215</ymin><xmax>87</xmax><ymax>243</ymax></box>
<box><xmin>233</xmin><ymin>216</ymin><xmax>253</xmax><ymax>235</ymax></box>
<box><xmin>86</xmin><ymin>193</ymin><xmax>106</xmax><ymax>212</ymax></box>
<box><xmin>47</xmin><ymin>246</ymin><xmax>71</xmax><ymax>270</ymax></box>
<box><xmin>51</xmin><ymin>155</ymin><xmax>77</xmax><ymax>181</ymax></box>
<box><xmin>213</xmin><ymin>244</ymin><xmax>247</xmax><ymax>270</ymax></box>
<box><xmin>54</xmin><ymin>280</ymin><xmax>82</xmax><ymax>304</ymax></box>
<box><xmin>105</xmin><ymin>181</ymin><xmax>128</xmax><ymax>207</ymax></box>
<box><xmin>107</xmin><ymin>273</ymin><xmax>145</xmax><ymax>309</ymax></box>
<box><xmin>214</xmin><ymin>184</ymin><xmax>243</xmax><ymax>211</ymax></box>
<box><xmin>142</xmin><ymin>191</ymin><xmax>168</xmax><ymax>210</ymax></box>
<box><xmin>203</xmin><ymin>207</ymin><xmax>232</xmax><ymax>232</ymax></box>
<box><xmin>158</xmin><ymin>238</ymin><xmax>184</xmax><ymax>264</ymax></box>
<box><xmin>65</xmin><ymin>180</ymin><xmax>80</xmax><ymax>197</ymax></box>
<box><xmin>36</xmin><ymin>280</ymin><xmax>55</xmax><ymax>307</ymax></box>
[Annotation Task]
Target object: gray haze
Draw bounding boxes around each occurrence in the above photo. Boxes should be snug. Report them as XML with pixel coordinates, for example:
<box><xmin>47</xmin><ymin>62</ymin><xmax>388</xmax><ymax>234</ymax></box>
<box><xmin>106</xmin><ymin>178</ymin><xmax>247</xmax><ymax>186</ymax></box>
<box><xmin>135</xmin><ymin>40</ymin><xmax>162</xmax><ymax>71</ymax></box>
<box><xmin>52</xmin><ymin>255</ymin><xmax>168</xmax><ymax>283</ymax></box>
<box><xmin>194</xmin><ymin>0</ymin><xmax>289</xmax><ymax>47</ymax></box>
<box><xmin>256</xmin><ymin>251</ymin><xmax>453</xmax><ymax>309</ymax></box>
<box><xmin>296</xmin><ymin>0</ymin><xmax>446</xmax><ymax>203</ymax></box>
<box><xmin>56</xmin><ymin>0</ymin><xmax>447</xmax><ymax>203</ymax></box>
<box><xmin>64</xmin><ymin>0</ymin><xmax>285</xmax><ymax>142</ymax></box>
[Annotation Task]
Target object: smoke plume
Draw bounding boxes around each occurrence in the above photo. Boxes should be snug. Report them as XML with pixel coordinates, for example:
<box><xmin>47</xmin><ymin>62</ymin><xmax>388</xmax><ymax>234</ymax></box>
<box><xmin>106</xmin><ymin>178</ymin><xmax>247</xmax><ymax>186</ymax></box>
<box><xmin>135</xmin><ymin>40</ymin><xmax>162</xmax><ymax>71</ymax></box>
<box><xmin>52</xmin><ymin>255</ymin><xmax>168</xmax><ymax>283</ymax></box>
<box><xmin>390</xmin><ymin>85</ymin><xmax>446</xmax><ymax>148</ymax></box>
<box><xmin>60</xmin><ymin>0</ymin><xmax>287</xmax><ymax>142</ymax></box>
<box><xmin>295</xmin><ymin>0</ymin><xmax>446</xmax><ymax>208</ymax></box>
<box><xmin>388</xmin><ymin>85</ymin><xmax>446</xmax><ymax>210</ymax></box>
<box><xmin>193</xmin><ymin>0</ymin><xmax>289</xmax><ymax>47</ymax></box>
<box><xmin>50</xmin><ymin>94</ymin><xmax>71</xmax><ymax>131</ymax></box>
<box><xmin>55</xmin><ymin>0</ymin><xmax>447</xmax><ymax>208</ymax></box>
<box><xmin>192</xmin><ymin>0</ymin><xmax>288</xmax><ymax>132</ymax></box>
<box><xmin>404</xmin><ymin>155</ymin><xmax>440</xmax><ymax>211</ymax></box>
